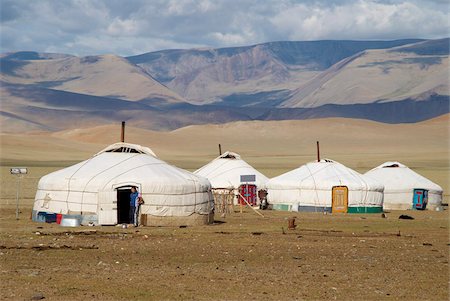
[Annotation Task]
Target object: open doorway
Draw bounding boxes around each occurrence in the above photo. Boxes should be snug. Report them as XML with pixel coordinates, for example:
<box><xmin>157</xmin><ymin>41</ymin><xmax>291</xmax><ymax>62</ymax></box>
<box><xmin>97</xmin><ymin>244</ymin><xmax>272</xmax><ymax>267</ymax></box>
<box><xmin>117</xmin><ymin>187</ymin><xmax>131</xmax><ymax>223</ymax></box>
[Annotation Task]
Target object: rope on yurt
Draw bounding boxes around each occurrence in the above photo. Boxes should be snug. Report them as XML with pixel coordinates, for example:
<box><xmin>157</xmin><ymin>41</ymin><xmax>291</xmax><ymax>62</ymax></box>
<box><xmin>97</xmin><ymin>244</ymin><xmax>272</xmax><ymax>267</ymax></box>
<box><xmin>329</xmin><ymin>163</ymin><xmax>343</xmax><ymax>186</ymax></box>
<box><xmin>199</xmin><ymin>160</ymin><xmax>265</xmax><ymax>205</ymax></box>
<box><xmin>64</xmin><ymin>156</ymin><xmax>95</xmax><ymax>214</ymax></box>
<box><xmin>201</xmin><ymin>159</ymin><xmax>245</xmax><ymax>179</ymax></box>
<box><xmin>298</xmin><ymin>175</ymin><xmax>304</xmax><ymax>211</ymax></box>
<box><xmin>361</xmin><ymin>175</ymin><xmax>370</xmax><ymax>214</ymax></box>
<box><xmin>184</xmin><ymin>170</ymin><xmax>199</xmax><ymax>213</ymax></box>
<box><xmin>195</xmin><ymin>156</ymin><xmax>232</xmax><ymax>176</ymax></box>
<box><xmin>80</xmin><ymin>154</ymin><xmax>141</xmax><ymax>213</ymax></box>
<box><xmin>348</xmin><ymin>167</ymin><xmax>369</xmax><ymax>213</ymax></box>
<box><xmin>304</xmin><ymin>164</ymin><xmax>321</xmax><ymax>213</ymax></box>
<box><xmin>350</xmin><ymin>167</ymin><xmax>369</xmax><ymax>214</ymax></box>
<box><xmin>197</xmin><ymin>157</ymin><xmax>261</xmax><ymax>185</ymax></box>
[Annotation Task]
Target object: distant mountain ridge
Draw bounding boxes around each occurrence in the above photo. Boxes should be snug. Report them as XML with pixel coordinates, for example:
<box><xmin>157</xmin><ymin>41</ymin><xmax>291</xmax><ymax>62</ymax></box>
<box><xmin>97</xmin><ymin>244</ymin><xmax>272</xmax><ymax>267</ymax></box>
<box><xmin>127</xmin><ymin>39</ymin><xmax>425</xmax><ymax>104</ymax></box>
<box><xmin>281</xmin><ymin>39</ymin><xmax>449</xmax><ymax>108</ymax></box>
<box><xmin>0</xmin><ymin>53</ymin><xmax>185</xmax><ymax>103</ymax></box>
<box><xmin>0</xmin><ymin>38</ymin><xmax>448</xmax><ymax>133</ymax></box>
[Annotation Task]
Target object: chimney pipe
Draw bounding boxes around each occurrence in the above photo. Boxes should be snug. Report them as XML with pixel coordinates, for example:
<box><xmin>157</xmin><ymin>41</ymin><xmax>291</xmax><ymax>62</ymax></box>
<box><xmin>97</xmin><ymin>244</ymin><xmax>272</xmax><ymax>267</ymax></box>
<box><xmin>121</xmin><ymin>121</ymin><xmax>125</xmax><ymax>142</ymax></box>
<box><xmin>316</xmin><ymin>141</ymin><xmax>320</xmax><ymax>162</ymax></box>
<box><xmin>218</xmin><ymin>144</ymin><xmax>222</xmax><ymax>155</ymax></box>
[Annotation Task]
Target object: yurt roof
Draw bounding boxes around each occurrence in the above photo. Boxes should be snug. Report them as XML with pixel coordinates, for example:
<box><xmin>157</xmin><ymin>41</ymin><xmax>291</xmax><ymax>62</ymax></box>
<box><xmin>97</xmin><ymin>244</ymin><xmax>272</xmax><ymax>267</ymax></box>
<box><xmin>194</xmin><ymin>151</ymin><xmax>268</xmax><ymax>189</ymax></box>
<box><xmin>268</xmin><ymin>159</ymin><xmax>383</xmax><ymax>191</ymax></box>
<box><xmin>95</xmin><ymin>142</ymin><xmax>157</xmax><ymax>157</ymax></box>
<box><xmin>39</xmin><ymin>143</ymin><xmax>210</xmax><ymax>194</ymax></box>
<box><xmin>365</xmin><ymin>162</ymin><xmax>442</xmax><ymax>192</ymax></box>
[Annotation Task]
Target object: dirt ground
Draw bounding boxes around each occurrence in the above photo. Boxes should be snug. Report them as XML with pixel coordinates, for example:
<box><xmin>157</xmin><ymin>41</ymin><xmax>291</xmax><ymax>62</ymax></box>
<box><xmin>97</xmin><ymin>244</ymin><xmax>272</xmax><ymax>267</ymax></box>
<box><xmin>0</xmin><ymin>116</ymin><xmax>449</xmax><ymax>300</ymax></box>
<box><xmin>0</xmin><ymin>199</ymin><xmax>448</xmax><ymax>301</ymax></box>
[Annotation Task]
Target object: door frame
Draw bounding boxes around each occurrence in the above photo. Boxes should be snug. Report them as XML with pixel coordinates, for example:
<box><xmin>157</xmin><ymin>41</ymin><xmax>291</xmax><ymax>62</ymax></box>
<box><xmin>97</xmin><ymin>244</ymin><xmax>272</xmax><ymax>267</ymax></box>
<box><xmin>412</xmin><ymin>188</ymin><xmax>428</xmax><ymax>210</ymax></box>
<box><xmin>331</xmin><ymin>186</ymin><xmax>349</xmax><ymax>213</ymax></box>
<box><xmin>116</xmin><ymin>187</ymin><xmax>132</xmax><ymax>224</ymax></box>
<box><xmin>98</xmin><ymin>182</ymin><xmax>142</xmax><ymax>225</ymax></box>
<box><xmin>238</xmin><ymin>184</ymin><xmax>257</xmax><ymax>206</ymax></box>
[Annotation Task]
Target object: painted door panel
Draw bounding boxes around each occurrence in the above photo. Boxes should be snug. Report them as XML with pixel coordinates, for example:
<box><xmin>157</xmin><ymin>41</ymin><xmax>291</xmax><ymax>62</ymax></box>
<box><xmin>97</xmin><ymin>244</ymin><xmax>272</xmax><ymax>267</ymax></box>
<box><xmin>413</xmin><ymin>189</ymin><xmax>428</xmax><ymax>210</ymax></box>
<box><xmin>239</xmin><ymin>184</ymin><xmax>257</xmax><ymax>206</ymax></box>
<box><xmin>332</xmin><ymin>186</ymin><xmax>348</xmax><ymax>213</ymax></box>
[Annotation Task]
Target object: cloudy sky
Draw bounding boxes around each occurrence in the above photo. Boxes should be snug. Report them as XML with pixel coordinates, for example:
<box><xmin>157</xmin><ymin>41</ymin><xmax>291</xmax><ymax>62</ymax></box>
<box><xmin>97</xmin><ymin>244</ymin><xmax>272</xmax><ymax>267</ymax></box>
<box><xmin>1</xmin><ymin>0</ymin><xmax>449</xmax><ymax>56</ymax></box>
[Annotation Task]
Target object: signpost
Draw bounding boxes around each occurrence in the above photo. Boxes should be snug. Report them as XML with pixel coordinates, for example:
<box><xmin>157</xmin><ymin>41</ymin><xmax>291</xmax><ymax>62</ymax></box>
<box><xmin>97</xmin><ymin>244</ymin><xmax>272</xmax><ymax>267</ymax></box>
<box><xmin>240</xmin><ymin>175</ymin><xmax>256</xmax><ymax>183</ymax></box>
<box><xmin>10</xmin><ymin>167</ymin><xmax>27</xmax><ymax>220</ymax></box>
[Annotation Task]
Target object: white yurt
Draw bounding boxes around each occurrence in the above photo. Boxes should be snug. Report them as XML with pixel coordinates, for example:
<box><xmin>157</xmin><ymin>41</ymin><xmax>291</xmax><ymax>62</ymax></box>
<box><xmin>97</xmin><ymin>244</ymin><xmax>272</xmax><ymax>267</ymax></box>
<box><xmin>33</xmin><ymin>142</ymin><xmax>214</xmax><ymax>226</ymax></box>
<box><xmin>365</xmin><ymin>162</ymin><xmax>443</xmax><ymax>210</ymax></box>
<box><xmin>267</xmin><ymin>159</ymin><xmax>384</xmax><ymax>213</ymax></box>
<box><xmin>194</xmin><ymin>151</ymin><xmax>269</xmax><ymax>205</ymax></box>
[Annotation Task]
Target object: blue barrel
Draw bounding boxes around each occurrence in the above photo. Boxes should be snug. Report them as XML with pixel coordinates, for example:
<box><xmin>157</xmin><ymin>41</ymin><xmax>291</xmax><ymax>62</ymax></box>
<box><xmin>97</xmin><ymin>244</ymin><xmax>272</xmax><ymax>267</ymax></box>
<box><xmin>45</xmin><ymin>213</ymin><xmax>57</xmax><ymax>223</ymax></box>
<box><xmin>36</xmin><ymin>212</ymin><xmax>46</xmax><ymax>222</ymax></box>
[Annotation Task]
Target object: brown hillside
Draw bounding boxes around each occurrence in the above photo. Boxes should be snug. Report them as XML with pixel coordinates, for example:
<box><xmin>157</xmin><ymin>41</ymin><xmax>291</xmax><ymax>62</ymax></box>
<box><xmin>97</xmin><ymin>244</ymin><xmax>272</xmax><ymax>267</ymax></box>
<box><xmin>1</xmin><ymin>54</ymin><xmax>185</xmax><ymax>102</ymax></box>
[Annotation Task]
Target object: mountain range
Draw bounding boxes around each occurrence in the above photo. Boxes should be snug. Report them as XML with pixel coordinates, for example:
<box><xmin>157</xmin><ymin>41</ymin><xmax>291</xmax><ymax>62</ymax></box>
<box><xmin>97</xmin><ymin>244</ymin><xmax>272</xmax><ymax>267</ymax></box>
<box><xmin>1</xmin><ymin>38</ymin><xmax>448</xmax><ymax>133</ymax></box>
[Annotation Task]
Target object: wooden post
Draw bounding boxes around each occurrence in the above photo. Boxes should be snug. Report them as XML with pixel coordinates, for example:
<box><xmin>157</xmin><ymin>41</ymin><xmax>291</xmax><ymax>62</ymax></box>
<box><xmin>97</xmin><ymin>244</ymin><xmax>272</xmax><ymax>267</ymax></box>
<box><xmin>288</xmin><ymin>217</ymin><xmax>296</xmax><ymax>230</ymax></box>
<box><xmin>15</xmin><ymin>176</ymin><xmax>20</xmax><ymax>220</ymax></box>
<box><xmin>239</xmin><ymin>188</ymin><xmax>243</xmax><ymax>214</ymax></box>
<box><xmin>121</xmin><ymin>121</ymin><xmax>125</xmax><ymax>142</ymax></box>
<box><xmin>219</xmin><ymin>144</ymin><xmax>222</xmax><ymax>155</ymax></box>
<box><xmin>228</xmin><ymin>189</ymin><xmax>234</xmax><ymax>214</ymax></box>
<box><xmin>237</xmin><ymin>192</ymin><xmax>264</xmax><ymax>217</ymax></box>
<box><xmin>317</xmin><ymin>141</ymin><xmax>320</xmax><ymax>162</ymax></box>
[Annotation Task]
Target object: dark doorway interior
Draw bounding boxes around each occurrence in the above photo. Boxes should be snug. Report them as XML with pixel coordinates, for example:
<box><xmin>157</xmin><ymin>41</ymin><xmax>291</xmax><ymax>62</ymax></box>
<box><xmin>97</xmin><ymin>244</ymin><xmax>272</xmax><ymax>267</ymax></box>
<box><xmin>117</xmin><ymin>188</ymin><xmax>131</xmax><ymax>223</ymax></box>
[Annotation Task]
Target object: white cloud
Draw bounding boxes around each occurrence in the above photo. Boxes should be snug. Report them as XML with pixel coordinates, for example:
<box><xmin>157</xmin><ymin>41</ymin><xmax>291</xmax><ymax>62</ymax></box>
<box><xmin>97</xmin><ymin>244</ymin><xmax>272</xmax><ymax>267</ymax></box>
<box><xmin>0</xmin><ymin>0</ymin><xmax>448</xmax><ymax>56</ymax></box>
<box><xmin>209</xmin><ymin>32</ymin><xmax>247</xmax><ymax>45</ymax></box>
<box><xmin>164</xmin><ymin>0</ymin><xmax>217</xmax><ymax>16</ymax></box>
<box><xmin>107</xmin><ymin>18</ymin><xmax>140</xmax><ymax>36</ymax></box>
<box><xmin>269</xmin><ymin>0</ymin><xmax>449</xmax><ymax>41</ymax></box>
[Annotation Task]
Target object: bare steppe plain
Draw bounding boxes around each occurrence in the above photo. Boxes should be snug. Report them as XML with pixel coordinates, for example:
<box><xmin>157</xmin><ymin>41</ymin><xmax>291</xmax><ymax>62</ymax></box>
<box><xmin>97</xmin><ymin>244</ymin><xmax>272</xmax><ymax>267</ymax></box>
<box><xmin>1</xmin><ymin>116</ymin><xmax>449</xmax><ymax>300</ymax></box>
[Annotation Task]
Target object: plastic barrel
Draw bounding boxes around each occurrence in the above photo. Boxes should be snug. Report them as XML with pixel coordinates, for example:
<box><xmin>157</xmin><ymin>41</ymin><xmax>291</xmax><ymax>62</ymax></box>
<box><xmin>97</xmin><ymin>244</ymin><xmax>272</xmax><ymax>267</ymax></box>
<box><xmin>56</xmin><ymin>214</ymin><xmax>63</xmax><ymax>224</ymax></box>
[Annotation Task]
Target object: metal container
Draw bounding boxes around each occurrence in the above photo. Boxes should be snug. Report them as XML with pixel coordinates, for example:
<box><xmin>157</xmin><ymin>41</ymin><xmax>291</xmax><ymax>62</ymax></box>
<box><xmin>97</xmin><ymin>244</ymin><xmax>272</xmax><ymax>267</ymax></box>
<box><xmin>45</xmin><ymin>213</ymin><xmax>57</xmax><ymax>223</ymax></box>
<box><xmin>36</xmin><ymin>212</ymin><xmax>46</xmax><ymax>223</ymax></box>
<box><xmin>60</xmin><ymin>217</ymin><xmax>81</xmax><ymax>227</ymax></box>
<box><xmin>80</xmin><ymin>214</ymin><xmax>98</xmax><ymax>226</ymax></box>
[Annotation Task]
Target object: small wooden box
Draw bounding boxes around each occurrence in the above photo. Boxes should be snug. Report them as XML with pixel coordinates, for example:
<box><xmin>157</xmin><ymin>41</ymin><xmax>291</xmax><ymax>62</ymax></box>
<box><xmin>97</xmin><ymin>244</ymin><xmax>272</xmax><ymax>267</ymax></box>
<box><xmin>140</xmin><ymin>214</ymin><xmax>147</xmax><ymax>226</ymax></box>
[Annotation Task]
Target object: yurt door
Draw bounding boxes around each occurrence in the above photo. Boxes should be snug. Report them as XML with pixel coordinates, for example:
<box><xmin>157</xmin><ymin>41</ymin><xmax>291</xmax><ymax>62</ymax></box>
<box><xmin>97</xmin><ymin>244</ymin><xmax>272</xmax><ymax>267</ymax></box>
<box><xmin>332</xmin><ymin>186</ymin><xmax>348</xmax><ymax>213</ymax></box>
<box><xmin>412</xmin><ymin>189</ymin><xmax>428</xmax><ymax>210</ymax></box>
<box><xmin>239</xmin><ymin>184</ymin><xmax>257</xmax><ymax>206</ymax></box>
<box><xmin>98</xmin><ymin>191</ymin><xmax>117</xmax><ymax>225</ymax></box>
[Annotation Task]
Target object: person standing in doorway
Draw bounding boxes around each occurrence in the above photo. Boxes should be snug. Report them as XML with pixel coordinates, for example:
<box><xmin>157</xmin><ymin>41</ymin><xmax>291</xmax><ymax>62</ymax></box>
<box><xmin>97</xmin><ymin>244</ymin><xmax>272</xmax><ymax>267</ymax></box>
<box><xmin>130</xmin><ymin>186</ymin><xmax>143</xmax><ymax>226</ymax></box>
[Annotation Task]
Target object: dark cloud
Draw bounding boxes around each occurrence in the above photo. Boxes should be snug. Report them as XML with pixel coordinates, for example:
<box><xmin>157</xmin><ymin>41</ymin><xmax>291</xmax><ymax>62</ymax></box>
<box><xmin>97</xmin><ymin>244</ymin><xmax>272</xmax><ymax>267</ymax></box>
<box><xmin>1</xmin><ymin>0</ymin><xmax>26</xmax><ymax>23</ymax></box>
<box><xmin>0</xmin><ymin>0</ymin><xmax>448</xmax><ymax>56</ymax></box>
